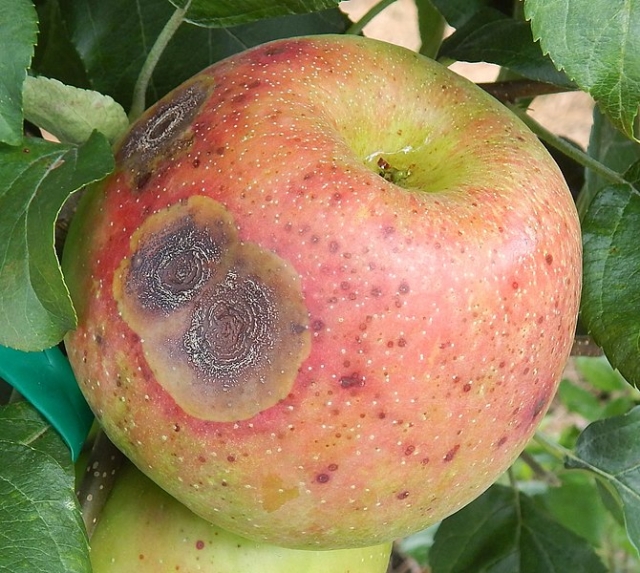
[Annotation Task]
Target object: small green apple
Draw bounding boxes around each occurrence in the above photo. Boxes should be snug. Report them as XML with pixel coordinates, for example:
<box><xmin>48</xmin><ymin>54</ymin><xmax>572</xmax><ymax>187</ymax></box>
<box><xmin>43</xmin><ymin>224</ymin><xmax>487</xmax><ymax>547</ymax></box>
<box><xmin>63</xmin><ymin>34</ymin><xmax>581</xmax><ymax>548</ymax></box>
<box><xmin>91</xmin><ymin>462</ymin><xmax>392</xmax><ymax>572</ymax></box>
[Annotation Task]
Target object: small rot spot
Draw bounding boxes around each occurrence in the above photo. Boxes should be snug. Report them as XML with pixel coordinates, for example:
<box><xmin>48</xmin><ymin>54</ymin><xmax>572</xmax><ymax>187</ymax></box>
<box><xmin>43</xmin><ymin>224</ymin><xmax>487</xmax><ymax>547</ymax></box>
<box><xmin>512</xmin><ymin>281</ymin><xmax>519</xmax><ymax>290</ymax></box>
<box><xmin>340</xmin><ymin>373</ymin><xmax>365</xmax><ymax>389</ymax></box>
<box><xmin>329</xmin><ymin>240</ymin><xmax>340</xmax><ymax>253</ymax></box>
<box><xmin>404</xmin><ymin>445</ymin><xmax>415</xmax><ymax>456</ymax></box>
<box><xmin>545</xmin><ymin>253</ymin><xmax>554</xmax><ymax>265</ymax></box>
<box><xmin>195</xmin><ymin>540</ymin><xmax>205</xmax><ymax>550</ymax></box>
<box><xmin>198</xmin><ymin>455</ymin><xmax>206</xmax><ymax>463</ymax></box>
<box><xmin>215</xmin><ymin>146</ymin><xmax>225</xmax><ymax>155</ymax></box>
<box><xmin>496</xmin><ymin>436</ymin><xmax>508</xmax><ymax>448</ymax></box>
<box><xmin>316</xmin><ymin>473</ymin><xmax>330</xmax><ymax>484</ymax></box>
<box><xmin>227</xmin><ymin>455</ymin><xmax>236</xmax><ymax>463</ymax></box>
<box><xmin>396</xmin><ymin>491</ymin><xmax>410</xmax><ymax>500</ymax></box>
<box><xmin>397</xmin><ymin>338</ymin><xmax>407</xmax><ymax>347</ymax></box>
<box><xmin>371</xmin><ymin>287</ymin><xmax>382</xmax><ymax>297</ymax></box>
<box><xmin>421</xmin><ymin>457</ymin><xmax>430</xmax><ymax>465</ymax></box>
<box><xmin>378</xmin><ymin>412</ymin><xmax>387</xmax><ymax>419</ymax></box>
<box><xmin>311</xmin><ymin>319</ymin><xmax>325</xmax><ymax>332</ymax></box>
<box><xmin>398</xmin><ymin>281</ymin><xmax>410</xmax><ymax>294</ymax></box>
<box><xmin>532</xmin><ymin>397</ymin><xmax>547</xmax><ymax>419</ymax></box>
<box><xmin>443</xmin><ymin>444</ymin><xmax>460</xmax><ymax>462</ymax></box>
<box><xmin>328</xmin><ymin>463</ymin><xmax>339</xmax><ymax>471</ymax></box>
<box><xmin>192</xmin><ymin>158</ymin><xmax>200</xmax><ymax>167</ymax></box>
<box><xmin>462</xmin><ymin>383</ymin><xmax>471</xmax><ymax>393</ymax></box>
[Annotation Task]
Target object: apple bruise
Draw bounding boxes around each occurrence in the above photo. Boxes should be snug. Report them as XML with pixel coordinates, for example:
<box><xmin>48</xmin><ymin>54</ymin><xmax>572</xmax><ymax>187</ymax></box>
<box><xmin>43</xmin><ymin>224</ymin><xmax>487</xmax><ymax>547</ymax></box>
<box><xmin>113</xmin><ymin>196</ymin><xmax>311</xmax><ymax>422</ymax></box>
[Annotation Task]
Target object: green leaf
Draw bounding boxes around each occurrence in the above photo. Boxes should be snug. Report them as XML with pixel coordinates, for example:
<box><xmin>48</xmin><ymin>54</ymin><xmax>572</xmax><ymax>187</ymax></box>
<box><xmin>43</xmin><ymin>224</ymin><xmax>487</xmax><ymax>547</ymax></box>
<box><xmin>557</xmin><ymin>379</ymin><xmax>603</xmax><ymax>421</ymax></box>
<box><xmin>0</xmin><ymin>0</ymin><xmax>39</xmax><ymax>145</ymax></box>
<box><xmin>23</xmin><ymin>76</ymin><xmax>129</xmax><ymax>144</ymax></box>
<box><xmin>431</xmin><ymin>0</ymin><xmax>507</xmax><ymax>29</ymax></box>
<box><xmin>0</xmin><ymin>403</ymin><xmax>90</xmax><ymax>573</ymax></box>
<box><xmin>415</xmin><ymin>0</ymin><xmax>446</xmax><ymax>59</ymax></box>
<box><xmin>575</xmin><ymin>355</ymin><xmax>630</xmax><ymax>394</ymax></box>
<box><xmin>566</xmin><ymin>406</ymin><xmax>640</xmax><ymax>554</ymax></box>
<box><xmin>439</xmin><ymin>8</ymin><xmax>573</xmax><ymax>87</ymax></box>
<box><xmin>0</xmin><ymin>132</ymin><xmax>114</xmax><ymax>351</ymax></box>
<box><xmin>579</xmin><ymin>107</ymin><xmax>640</xmax><ymax>214</ymax></box>
<box><xmin>534</xmin><ymin>472</ymin><xmax>609</xmax><ymax>547</ymax></box>
<box><xmin>59</xmin><ymin>0</ymin><xmax>348</xmax><ymax>111</ymax></box>
<box><xmin>170</xmin><ymin>0</ymin><xmax>340</xmax><ymax>27</ymax></box>
<box><xmin>525</xmin><ymin>0</ymin><xmax>640</xmax><ymax>141</ymax></box>
<box><xmin>31</xmin><ymin>0</ymin><xmax>91</xmax><ymax>89</ymax></box>
<box><xmin>429</xmin><ymin>484</ymin><xmax>606</xmax><ymax>572</ymax></box>
<box><xmin>580</xmin><ymin>170</ymin><xmax>640</xmax><ymax>388</ymax></box>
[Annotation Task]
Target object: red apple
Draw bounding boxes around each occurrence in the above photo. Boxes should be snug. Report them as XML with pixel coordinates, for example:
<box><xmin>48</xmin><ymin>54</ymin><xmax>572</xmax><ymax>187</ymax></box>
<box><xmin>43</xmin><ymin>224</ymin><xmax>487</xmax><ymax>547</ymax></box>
<box><xmin>63</xmin><ymin>34</ymin><xmax>581</xmax><ymax>549</ymax></box>
<box><xmin>91</xmin><ymin>462</ymin><xmax>391</xmax><ymax>573</ymax></box>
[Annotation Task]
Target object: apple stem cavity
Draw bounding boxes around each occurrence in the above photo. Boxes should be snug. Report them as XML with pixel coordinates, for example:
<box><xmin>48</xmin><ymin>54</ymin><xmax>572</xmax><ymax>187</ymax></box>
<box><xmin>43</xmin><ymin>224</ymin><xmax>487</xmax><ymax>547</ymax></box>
<box><xmin>376</xmin><ymin>156</ymin><xmax>412</xmax><ymax>187</ymax></box>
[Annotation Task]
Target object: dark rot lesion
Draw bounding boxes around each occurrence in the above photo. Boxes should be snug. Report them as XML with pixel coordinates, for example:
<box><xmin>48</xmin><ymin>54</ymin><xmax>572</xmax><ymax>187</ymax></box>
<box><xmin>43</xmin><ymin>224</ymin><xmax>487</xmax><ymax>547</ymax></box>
<box><xmin>183</xmin><ymin>272</ymin><xmax>277</xmax><ymax>382</ymax></box>
<box><xmin>113</xmin><ymin>196</ymin><xmax>311</xmax><ymax>422</ymax></box>
<box><xmin>115</xmin><ymin>196</ymin><xmax>237</xmax><ymax>328</ymax></box>
<box><xmin>127</xmin><ymin>220</ymin><xmax>223</xmax><ymax>314</ymax></box>
<box><xmin>116</xmin><ymin>77</ymin><xmax>215</xmax><ymax>186</ymax></box>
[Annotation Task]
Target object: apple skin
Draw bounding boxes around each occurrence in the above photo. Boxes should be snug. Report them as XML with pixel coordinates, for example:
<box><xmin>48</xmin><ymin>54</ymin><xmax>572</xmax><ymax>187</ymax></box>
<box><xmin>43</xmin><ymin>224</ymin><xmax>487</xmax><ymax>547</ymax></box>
<box><xmin>63</xmin><ymin>34</ymin><xmax>582</xmax><ymax>549</ymax></box>
<box><xmin>90</xmin><ymin>462</ymin><xmax>391</xmax><ymax>573</ymax></box>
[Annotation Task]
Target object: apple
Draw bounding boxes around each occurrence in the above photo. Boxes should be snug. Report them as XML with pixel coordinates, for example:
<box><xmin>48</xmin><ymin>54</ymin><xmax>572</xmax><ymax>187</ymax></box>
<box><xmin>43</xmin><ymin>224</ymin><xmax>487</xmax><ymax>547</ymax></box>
<box><xmin>90</xmin><ymin>461</ymin><xmax>391</xmax><ymax>573</ymax></box>
<box><xmin>63</xmin><ymin>34</ymin><xmax>582</xmax><ymax>549</ymax></box>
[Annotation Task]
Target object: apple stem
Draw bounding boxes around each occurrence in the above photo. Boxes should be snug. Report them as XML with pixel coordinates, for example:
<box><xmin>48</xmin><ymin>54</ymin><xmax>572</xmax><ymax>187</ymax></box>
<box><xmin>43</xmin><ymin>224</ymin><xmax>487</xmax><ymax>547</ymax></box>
<box><xmin>510</xmin><ymin>105</ymin><xmax>630</xmax><ymax>190</ymax></box>
<box><xmin>128</xmin><ymin>2</ymin><xmax>191</xmax><ymax>122</ymax></box>
<box><xmin>345</xmin><ymin>0</ymin><xmax>399</xmax><ymax>36</ymax></box>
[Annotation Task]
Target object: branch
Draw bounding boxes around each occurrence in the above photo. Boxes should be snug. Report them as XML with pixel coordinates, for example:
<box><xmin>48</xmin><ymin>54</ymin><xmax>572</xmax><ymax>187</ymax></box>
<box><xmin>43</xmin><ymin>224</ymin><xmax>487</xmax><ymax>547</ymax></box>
<box><xmin>479</xmin><ymin>79</ymin><xmax>573</xmax><ymax>104</ymax></box>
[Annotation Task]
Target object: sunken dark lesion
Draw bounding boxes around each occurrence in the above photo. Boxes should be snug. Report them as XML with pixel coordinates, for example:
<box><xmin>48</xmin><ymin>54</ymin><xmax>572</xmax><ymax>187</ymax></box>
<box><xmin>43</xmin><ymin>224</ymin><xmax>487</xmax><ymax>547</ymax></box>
<box><xmin>114</xmin><ymin>195</ymin><xmax>312</xmax><ymax>422</ymax></box>
<box><xmin>116</xmin><ymin>77</ymin><xmax>215</xmax><ymax>188</ymax></box>
<box><xmin>126</xmin><ymin>218</ymin><xmax>225</xmax><ymax>314</ymax></box>
<box><xmin>182</xmin><ymin>272</ymin><xmax>277</xmax><ymax>387</ymax></box>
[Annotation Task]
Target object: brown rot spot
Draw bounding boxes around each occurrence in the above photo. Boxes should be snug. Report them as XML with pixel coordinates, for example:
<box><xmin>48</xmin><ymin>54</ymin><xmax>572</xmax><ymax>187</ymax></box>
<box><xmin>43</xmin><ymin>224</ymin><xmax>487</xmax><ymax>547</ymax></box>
<box><xmin>117</xmin><ymin>197</ymin><xmax>236</xmax><ymax>318</ymax></box>
<box><xmin>117</xmin><ymin>78</ymin><xmax>214</xmax><ymax>184</ymax></box>
<box><xmin>127</xmin><ymin>220</ymin><xmax>222</xmax><ymax>313</ymax></box>
<box><xmin>339</xmin><ymin>373</ymin><xmax>365</xmax><ymax>389</ymax></box>
<box><xmin>443</xmin><ymin>444</ymin><xmax>460</xmax><ymax>462</ymax></box>
<box><xmin>114</xmin><ymin>196</ymin><xmax>311</xmax><ymax>423</ymax></box>
<box><xmin>183</xmin><ymin>272</ymin><xmax>277</xmax><ymax>380</ymax></box>
<box><xmin>532</xmin><ymin>396</ymin><xmax>548</xmax><ymax>419</ymax></box>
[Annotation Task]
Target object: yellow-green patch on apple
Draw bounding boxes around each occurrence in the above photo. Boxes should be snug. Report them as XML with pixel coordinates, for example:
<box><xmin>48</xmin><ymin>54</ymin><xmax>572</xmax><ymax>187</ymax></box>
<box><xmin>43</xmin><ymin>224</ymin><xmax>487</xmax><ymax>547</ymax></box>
<box><xmin>91</xmin><ymin>462</ymin><xmax>391</xmax><ymax>573</ymax></box>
